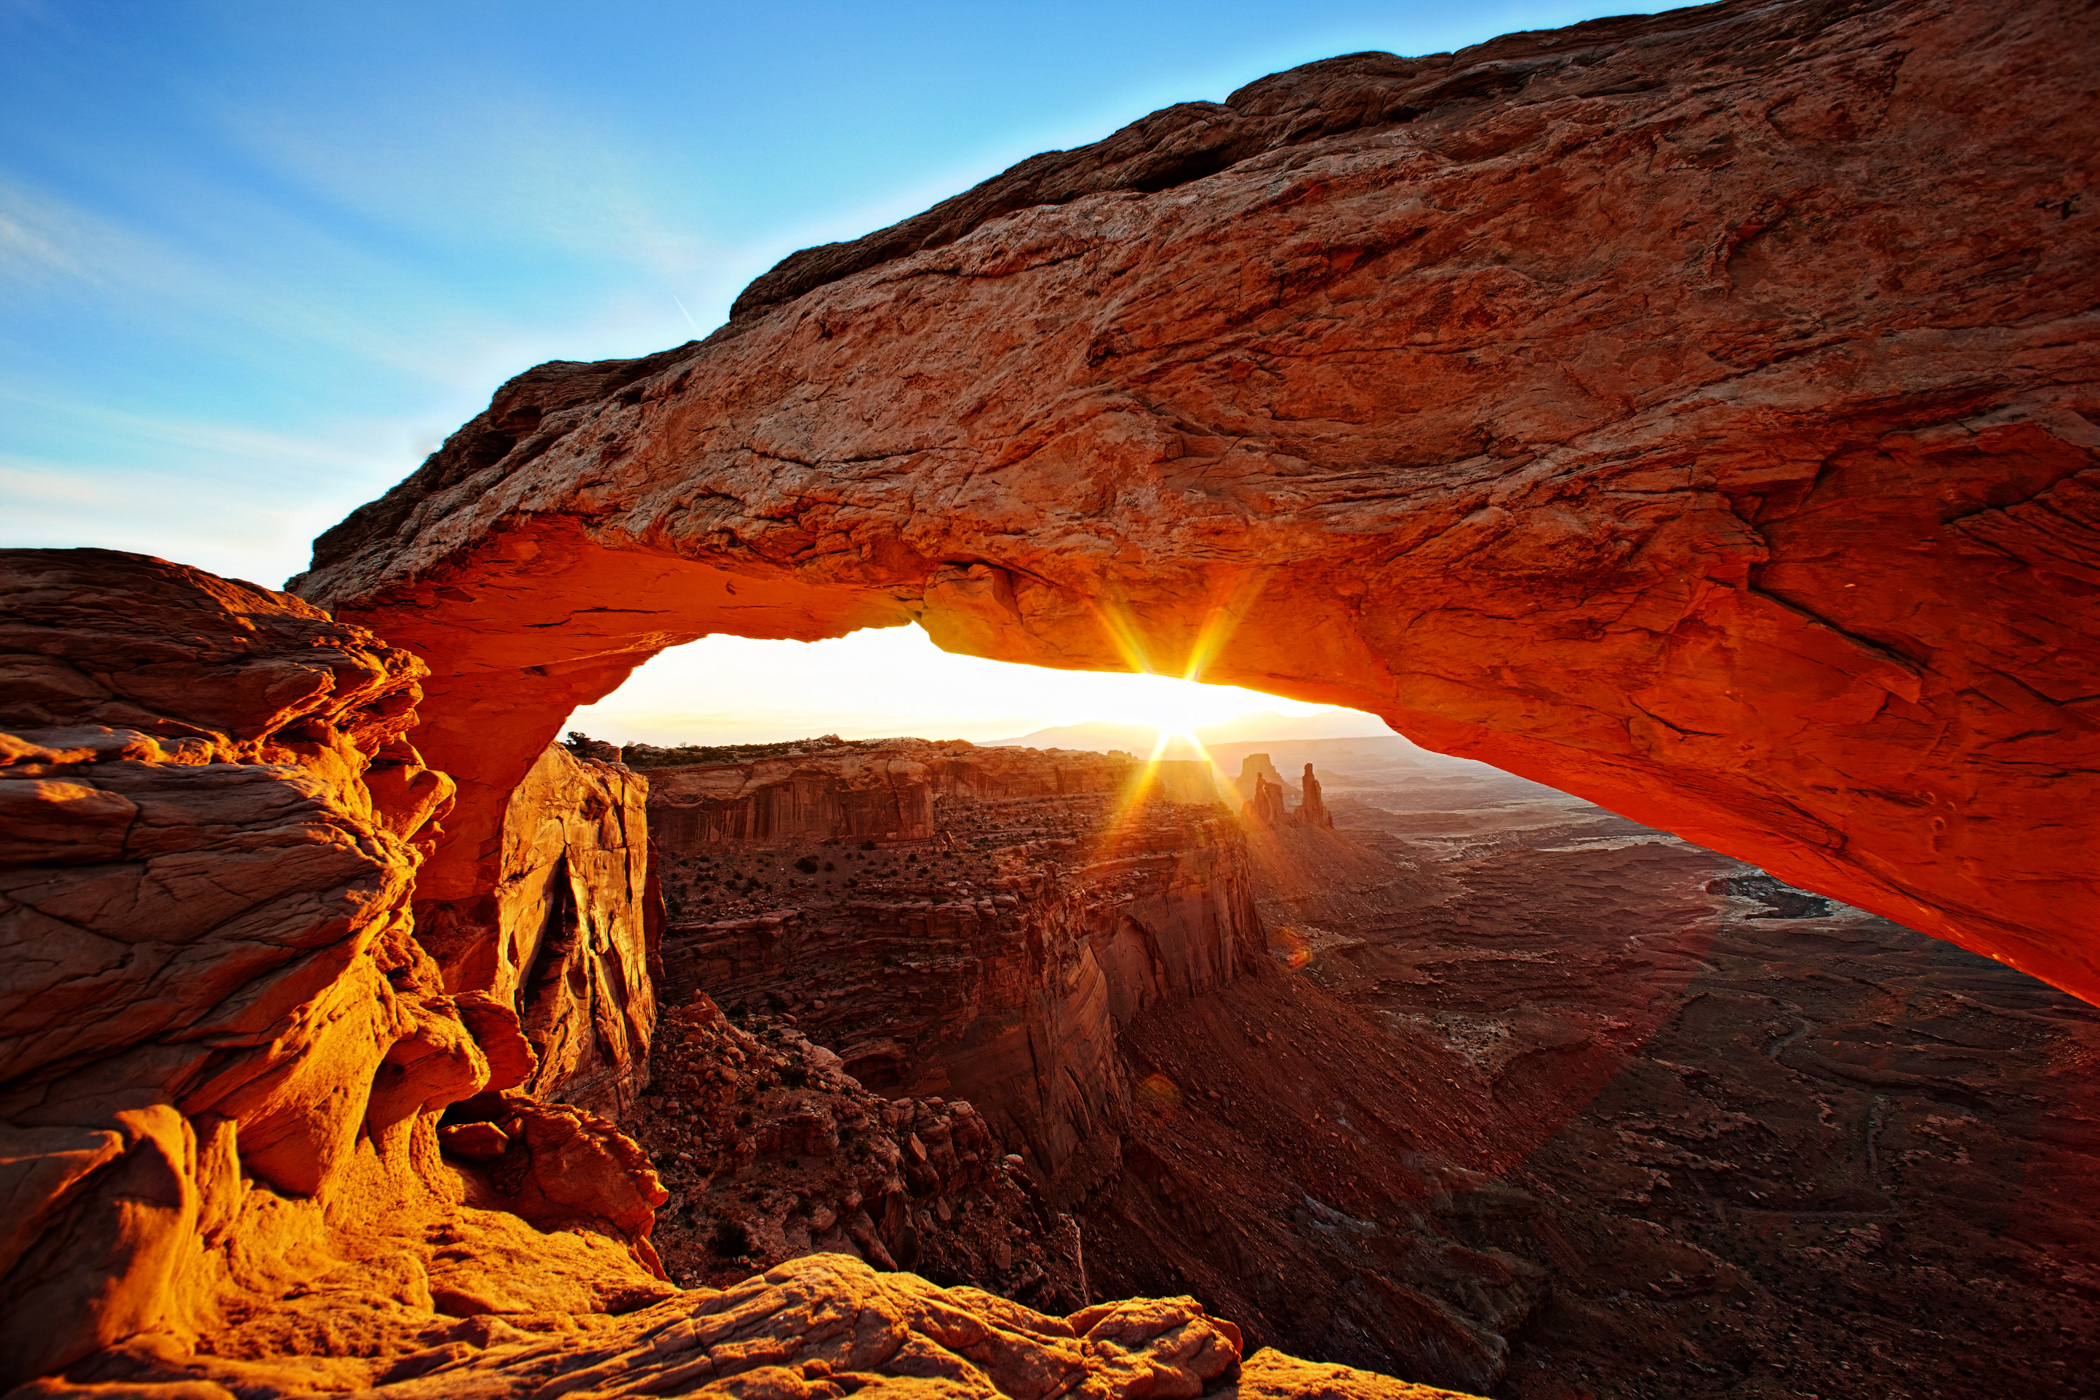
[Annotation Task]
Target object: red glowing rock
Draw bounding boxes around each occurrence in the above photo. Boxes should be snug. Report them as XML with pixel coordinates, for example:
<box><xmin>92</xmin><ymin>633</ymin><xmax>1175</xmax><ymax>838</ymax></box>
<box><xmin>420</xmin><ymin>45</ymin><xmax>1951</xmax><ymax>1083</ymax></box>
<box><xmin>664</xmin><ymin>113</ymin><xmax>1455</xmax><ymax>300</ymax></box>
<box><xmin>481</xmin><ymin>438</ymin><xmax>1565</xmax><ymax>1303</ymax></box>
<box><xmin>294</xmin><ymin>0</ymin><xmax>2100</xmax><ymax>1006</ymax></box>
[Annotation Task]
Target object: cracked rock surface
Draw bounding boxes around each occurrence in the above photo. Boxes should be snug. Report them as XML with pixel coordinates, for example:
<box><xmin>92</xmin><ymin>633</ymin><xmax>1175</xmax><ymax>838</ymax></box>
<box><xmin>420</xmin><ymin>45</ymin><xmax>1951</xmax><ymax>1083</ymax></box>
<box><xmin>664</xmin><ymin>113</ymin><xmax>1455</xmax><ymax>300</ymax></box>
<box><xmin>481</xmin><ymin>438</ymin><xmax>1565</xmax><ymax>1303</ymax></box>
<box><xmin>18</xmin><ymin>1254</ymin><xmax>1470</xmax><ymax>1400</ymax></box>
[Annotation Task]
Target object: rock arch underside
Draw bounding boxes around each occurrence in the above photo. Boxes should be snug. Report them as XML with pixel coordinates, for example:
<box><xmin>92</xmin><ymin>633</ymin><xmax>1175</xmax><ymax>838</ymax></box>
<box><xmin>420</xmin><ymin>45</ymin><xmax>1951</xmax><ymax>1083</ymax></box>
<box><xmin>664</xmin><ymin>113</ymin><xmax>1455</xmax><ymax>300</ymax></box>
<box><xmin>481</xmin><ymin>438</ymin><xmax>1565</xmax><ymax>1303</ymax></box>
<box><xmin>4</xmin><ymin>0</ymin><xmax>2097</xmax><ymax>1396</ymax></box>
<box><xmin>297</xmin><ymin>0</ymin><xmax>2098</xmax><ymax>1003</ymax></box>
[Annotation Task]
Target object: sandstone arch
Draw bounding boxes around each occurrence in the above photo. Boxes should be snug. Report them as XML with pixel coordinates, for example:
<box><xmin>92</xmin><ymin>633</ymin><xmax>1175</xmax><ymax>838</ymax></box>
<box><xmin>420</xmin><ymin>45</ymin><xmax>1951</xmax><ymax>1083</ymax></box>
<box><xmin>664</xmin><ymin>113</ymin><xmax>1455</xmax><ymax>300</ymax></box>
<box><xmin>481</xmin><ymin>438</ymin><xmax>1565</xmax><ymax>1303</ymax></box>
<box><xmin>295</xmin><ymin>0</ymin><xmax>2099</xmax><ymax>1003</ymax></box>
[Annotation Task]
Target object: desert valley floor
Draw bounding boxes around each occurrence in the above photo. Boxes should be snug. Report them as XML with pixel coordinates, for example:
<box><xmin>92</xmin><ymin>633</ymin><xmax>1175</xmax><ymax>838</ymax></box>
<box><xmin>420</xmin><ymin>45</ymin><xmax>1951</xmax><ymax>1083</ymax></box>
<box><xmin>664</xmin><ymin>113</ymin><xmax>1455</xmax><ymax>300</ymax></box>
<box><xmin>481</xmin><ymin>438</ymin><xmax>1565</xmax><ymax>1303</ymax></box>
<box><xmin>621</xmin><ymin>734</ymin><xmax>2100</xmax><ymax>1400</ymax></box>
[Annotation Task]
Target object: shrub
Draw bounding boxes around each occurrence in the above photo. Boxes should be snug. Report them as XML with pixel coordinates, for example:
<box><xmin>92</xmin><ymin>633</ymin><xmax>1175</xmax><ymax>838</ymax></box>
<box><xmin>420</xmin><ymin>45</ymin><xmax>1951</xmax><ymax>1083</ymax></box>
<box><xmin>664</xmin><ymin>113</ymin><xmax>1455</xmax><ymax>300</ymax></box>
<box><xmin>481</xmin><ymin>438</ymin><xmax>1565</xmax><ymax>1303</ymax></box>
<box><xmin>710</xmin><ymin>1219</ymin><xmax>752</xmax><ymax>1258</ymax></box>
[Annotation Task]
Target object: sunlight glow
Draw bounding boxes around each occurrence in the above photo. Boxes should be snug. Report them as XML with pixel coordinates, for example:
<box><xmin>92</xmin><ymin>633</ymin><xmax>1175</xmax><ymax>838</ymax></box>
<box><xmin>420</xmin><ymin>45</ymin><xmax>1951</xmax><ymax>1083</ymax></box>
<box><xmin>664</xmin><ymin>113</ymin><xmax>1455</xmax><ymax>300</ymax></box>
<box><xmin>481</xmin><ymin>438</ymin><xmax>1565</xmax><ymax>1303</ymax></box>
<box><xmin>563</xmin><ymin>622</ymin><xmax>1386</xmax><ymax>748</ymax></box>
<box><xmin>1076</xmin><ymin>569</ymin><xmax>1278</xmax><ymax>754</ymax></box>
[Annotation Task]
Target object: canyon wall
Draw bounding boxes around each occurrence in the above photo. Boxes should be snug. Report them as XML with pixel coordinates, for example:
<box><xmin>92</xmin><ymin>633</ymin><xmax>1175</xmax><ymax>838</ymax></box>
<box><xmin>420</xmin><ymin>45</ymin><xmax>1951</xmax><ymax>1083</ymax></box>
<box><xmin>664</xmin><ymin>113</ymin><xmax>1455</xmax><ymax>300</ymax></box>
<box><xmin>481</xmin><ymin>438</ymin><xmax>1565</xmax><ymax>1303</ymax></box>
<box><xmin>648</xmin><ymin>740</ymin><xmax>1261</xmax><ymax>1193</ymax></box>
<box><xmin>640</xmin><ymin>737</ymin><xmax>1219</xmax><ymax>848</ymax></box>
<box><xmin>415</xmin><ymin>740</ymin><xmax>657</xmax><ymax>1118</ymax></box>
<box><xmin>291</xmin><ymin>0</ymin><xmax>2100</xmax><ymax>1006</ymax></box>
<box><xmin>0</xmin><ymin>550</ymin><xmax>662</xmax><ymax>1386</ymax></box>
<box><xmin>496</xmin><ymin>743</ymin><xmax>657</xmax><ymax>1116</ymax></box>
<box><xmin>647</xmin><ymin>745</ymin><xmax>943</xmax><ymax>845</ymax></box>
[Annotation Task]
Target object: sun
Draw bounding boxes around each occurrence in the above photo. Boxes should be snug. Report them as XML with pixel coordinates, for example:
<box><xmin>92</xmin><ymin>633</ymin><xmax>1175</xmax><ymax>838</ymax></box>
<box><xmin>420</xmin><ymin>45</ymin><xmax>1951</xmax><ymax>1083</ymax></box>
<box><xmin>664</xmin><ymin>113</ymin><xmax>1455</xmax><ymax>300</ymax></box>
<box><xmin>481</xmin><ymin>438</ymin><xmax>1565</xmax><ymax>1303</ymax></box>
<box><xmin>1145</xmin><ymin>724</ymin><xmax>1210</xmax><ymax>760</ymax></box>
<box><xmin>1109</xmin><ymin>673</ymin><xmax>1276</xmax><ymax>742</ymax></box>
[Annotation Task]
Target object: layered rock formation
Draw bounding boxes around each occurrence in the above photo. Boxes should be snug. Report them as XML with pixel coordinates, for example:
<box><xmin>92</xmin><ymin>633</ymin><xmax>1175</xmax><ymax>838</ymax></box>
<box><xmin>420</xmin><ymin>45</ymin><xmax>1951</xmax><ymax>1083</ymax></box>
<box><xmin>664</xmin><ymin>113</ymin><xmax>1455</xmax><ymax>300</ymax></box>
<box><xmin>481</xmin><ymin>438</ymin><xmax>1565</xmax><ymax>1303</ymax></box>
<box><xmin>1297</xmin><ymin>767</ymin><xmax>1331</xmax><ymax>831</ymax></box>
<box><xmin>646</xmin><ymin>739</ymin><xmax>1262</xmax><ymax>1191</ymax></box>
<box><xmin>0</xmin><ymin>551</ymin><xmax>1443</xmax><ymax>1398</ymax></box>
<box><xmin>0</xmin><ymin>550</ymin><xmax>672</xmax><ymax>1389</ymax></box>
<box><xmin>291</xmin><ymin>0</ymin><xmax>2100</xmax><ymax>1005</ymax></box>
<box><xmin>20</xmin><ymin>1251</ymin><xmax>1293</xmax><ymax>1400</ymax></box>
<box><xmin>1234</xmin><ymin>756</ymin><xmax>1288</xmax><ymax>829</ymax></box>
<box><xmin>1231</xmin><ymin>757</ymin><xmax>1334</xmax><ymax>831</ymax></box>
<box><xmin>645</xmin><ymin>742</ymin><xmax>943</xmax><ymax>844</ymax></box>
<box><xmin>1233</xmin><ymin>757</ymin><xmax>1285</xmax><ymax>804</ymax></box>
<box><xmin>638</xmin><ymin>736</ymin><xmax>1222</xmax><ymax>849</ymax></box>
<box><xmin>16</xmin><ymin>0</ymin><xmax>2100</xmax><ymax>1391</ymax></box>
<box><xmin>494</xmin><ymin>743</ymin><xmax>656</xmax><ymax>1116</ymax></box>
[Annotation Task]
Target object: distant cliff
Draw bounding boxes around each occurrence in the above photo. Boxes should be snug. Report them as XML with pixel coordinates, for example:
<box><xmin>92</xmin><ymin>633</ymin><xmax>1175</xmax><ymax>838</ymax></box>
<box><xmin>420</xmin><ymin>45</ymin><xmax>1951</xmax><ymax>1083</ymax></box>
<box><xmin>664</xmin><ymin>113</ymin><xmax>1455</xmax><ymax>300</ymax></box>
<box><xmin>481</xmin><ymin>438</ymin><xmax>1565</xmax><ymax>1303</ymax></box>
<box><xmin>636</xmin><ymin>735</ymin><xmax>1219</xmax><ymax>846</ymax></box>
<box><xmin>646</xmin><ymin>739</ymin><xmax>1260</xmax><ymax>1196</ymax></box>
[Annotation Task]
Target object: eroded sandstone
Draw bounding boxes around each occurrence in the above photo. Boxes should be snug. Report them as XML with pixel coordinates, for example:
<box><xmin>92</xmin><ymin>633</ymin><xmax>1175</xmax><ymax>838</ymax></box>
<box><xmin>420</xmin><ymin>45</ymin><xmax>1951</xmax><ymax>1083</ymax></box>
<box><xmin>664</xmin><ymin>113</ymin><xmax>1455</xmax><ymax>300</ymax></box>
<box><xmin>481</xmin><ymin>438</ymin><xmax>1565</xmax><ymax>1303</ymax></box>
<box><xmin>12</xmin><ymin>0</ymin><xmax>2099</xmax><ymax>1391</ymax></box>
<box><xmin>0</xmin><ymin>551</ymin><xmax>1461</xmax><ymax>1399</ymax></box>
<box><xmin>18</xmin><ymin>1253</ymin><xmax>1424</xmax><ymax>1400</ymax></box>
<box><xmin>497</xmin><ymin>743</ymin><xmax>656</xmax><ymax>1116</ymax></box>
<box><xmin>0</xmin><ymin>551</ymin><xmax>671</xmax><ymax>1389</ymax></box>
<box><xmin>644</xmin><ymin>738</ymin><xmax>1261</xmax><ymax>1188</ymax></box>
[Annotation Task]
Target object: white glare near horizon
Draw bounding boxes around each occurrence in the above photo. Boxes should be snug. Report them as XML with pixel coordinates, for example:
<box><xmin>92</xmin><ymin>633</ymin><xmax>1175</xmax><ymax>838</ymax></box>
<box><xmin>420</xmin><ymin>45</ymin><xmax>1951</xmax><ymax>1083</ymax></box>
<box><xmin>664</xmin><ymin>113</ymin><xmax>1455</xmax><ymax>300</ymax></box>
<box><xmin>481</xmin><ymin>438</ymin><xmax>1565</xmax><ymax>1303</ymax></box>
<box><xmin>563</xmin><ymin>623</ymin><xmax>1389</xmax><ymax>748</ymax></box>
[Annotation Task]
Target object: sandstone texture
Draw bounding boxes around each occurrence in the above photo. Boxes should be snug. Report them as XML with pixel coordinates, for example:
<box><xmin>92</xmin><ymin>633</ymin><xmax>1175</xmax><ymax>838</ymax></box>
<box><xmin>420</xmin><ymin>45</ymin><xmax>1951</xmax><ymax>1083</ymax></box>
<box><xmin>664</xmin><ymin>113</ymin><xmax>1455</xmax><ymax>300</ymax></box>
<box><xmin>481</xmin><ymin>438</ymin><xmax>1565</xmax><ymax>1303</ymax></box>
<box><xmin>292</xmin><ymin>0</ymin><xmax>2100</xmax><ymax>1004</ymax></box>
<box><xmin>15</xmin><ymin>0</ymin><xmax>2100</xmax><ymax>1392</ymax></box>
<box><xmin>496</xmin><ymin>742</ymin><xmax>657</xmax><ymax>1116</ymax></box>
<box><xmin>0</xmin><ymin>551</ymin><xmax>667</xmax><ymax>1391</ymax></box>
<box><xmin>643</xmin><ymin>739</ymin><xmax>950</xmax><ymax>845</ymax></box>
<box><xmin>0</xmin><ymin>548</ymin><xmax>458</xmax><ymax>1381</ymax></box>
<box><xmin>12</xmin><ymin>1253</ymin><xmax>1385</xmax><ymax>1400</ymax></box>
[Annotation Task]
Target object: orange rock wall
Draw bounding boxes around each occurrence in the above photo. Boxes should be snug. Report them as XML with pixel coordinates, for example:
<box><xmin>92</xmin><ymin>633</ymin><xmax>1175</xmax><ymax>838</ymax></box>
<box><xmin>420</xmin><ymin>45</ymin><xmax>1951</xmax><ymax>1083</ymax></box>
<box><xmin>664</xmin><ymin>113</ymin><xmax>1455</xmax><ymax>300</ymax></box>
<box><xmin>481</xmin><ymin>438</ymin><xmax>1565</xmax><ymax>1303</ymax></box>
<box><xmin>496</xmin><ymin>744</ymin><xmax>657</xmax><ymax>1117</ymax></box>
<box><xmin>0</xmin><ymin>550</ymin><xmax>458</xmax><ymax>1381</ymax></box>
<box><xmin>650</xmin><ymin>748</ymin><xmax>945</xmax><ymax>846</ymax></box>
<box><xmin>0</xmin><ymin>551</ymin><xmax>678</xmax><ymax>1391</ymax></box>
<box><xmin>291</xmin><ymin>0</ymin><xmax>2100</xmax><ymax>1005</ymax></box>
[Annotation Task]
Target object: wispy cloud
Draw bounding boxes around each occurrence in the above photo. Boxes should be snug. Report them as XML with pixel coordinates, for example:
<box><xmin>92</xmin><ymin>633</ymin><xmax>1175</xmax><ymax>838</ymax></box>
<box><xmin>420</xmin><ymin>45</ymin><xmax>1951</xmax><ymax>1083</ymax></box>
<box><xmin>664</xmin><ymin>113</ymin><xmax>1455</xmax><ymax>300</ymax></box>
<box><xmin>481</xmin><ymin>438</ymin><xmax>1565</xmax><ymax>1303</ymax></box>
<box><xmin>200</xmin><ymin>74</ymin><xmax>730</xmax><ymax>300</ymax></box>
<box><xmin>0</xmin><ymin>385</ymin><xmax>437</xmax><ymax>583</ymax></box>
<box><xmin>0</xmin><ymin>171</ymin><xmax>523</xmax><ymax>382</ymax></box>
<box><xmin>0</xmin><ymin>204</ymin><xmax>89</xmax><ymax>290</ymax></box>
<box><xmin>0</xmin><ymin>382</ymin><xmax>391</xmax><ymax>473</ymax></box>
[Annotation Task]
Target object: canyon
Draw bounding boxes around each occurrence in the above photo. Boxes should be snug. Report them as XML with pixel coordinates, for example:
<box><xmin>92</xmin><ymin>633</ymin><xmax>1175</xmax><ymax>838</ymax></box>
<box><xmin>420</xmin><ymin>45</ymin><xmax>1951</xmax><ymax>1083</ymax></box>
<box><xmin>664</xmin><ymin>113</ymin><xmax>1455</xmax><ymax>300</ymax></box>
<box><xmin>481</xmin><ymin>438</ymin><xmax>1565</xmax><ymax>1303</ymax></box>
<box><xmin>640</xmin><ymin>738</ymin><xmax>1263</xmax><ymax>1193</ymax></box>
<box><xmin>610</xmin><ymin>730</ymin><xmax>2100</xmax><ymax>1396</ymax></box>
<box><xmin>3</xmin><ymin>0</ymin><xmax>2095</xmax><ymax>1395</ymax></box>
<box><xmin>1082</xmin><ymin>740</ymin><xmax>2100</xmax><ymax>1397</ymax></box>
<box><xmin>7</xmin><ymin>549</ymin><xmax>2090</xmax><ymax>1395</ymax></box>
